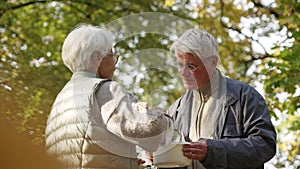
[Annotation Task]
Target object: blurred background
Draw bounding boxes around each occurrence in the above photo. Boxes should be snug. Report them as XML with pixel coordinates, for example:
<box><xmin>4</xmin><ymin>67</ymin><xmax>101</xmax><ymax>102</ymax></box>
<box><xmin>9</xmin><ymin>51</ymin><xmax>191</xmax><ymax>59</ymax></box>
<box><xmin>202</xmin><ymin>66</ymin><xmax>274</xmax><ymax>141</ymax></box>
<box><xmin>0</xmin><ymin>0</ymin><xmax>299</xmax><ymax>168</ymax></box>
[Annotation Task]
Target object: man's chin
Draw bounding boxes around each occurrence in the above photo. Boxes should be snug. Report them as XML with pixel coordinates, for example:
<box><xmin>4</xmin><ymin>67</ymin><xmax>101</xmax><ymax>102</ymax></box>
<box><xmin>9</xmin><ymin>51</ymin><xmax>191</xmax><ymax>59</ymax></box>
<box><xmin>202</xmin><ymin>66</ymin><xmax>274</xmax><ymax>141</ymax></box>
<box><xmin>183</xmin><ymin>83</ymin><xmax>198</xmax><ymax>90</ymax></box>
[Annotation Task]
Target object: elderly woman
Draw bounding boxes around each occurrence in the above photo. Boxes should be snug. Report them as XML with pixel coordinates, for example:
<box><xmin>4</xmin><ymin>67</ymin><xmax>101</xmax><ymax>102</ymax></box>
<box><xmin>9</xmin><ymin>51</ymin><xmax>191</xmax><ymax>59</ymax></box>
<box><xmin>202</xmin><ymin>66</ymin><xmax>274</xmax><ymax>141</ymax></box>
<box><xmin>45</xmin><ymin>24</ymin><xmax>174</xmax><ymax>169</ymax></box>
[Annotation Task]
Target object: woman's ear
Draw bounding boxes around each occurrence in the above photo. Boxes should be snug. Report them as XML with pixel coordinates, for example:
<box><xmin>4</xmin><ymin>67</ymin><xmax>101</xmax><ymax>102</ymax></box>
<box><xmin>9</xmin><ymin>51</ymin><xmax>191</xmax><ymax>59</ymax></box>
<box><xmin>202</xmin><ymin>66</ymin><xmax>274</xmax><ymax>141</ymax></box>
<box><xmin>93</xmin><ymin>51</ymin><xmax>102</xmax><ymax>66</ymax></box>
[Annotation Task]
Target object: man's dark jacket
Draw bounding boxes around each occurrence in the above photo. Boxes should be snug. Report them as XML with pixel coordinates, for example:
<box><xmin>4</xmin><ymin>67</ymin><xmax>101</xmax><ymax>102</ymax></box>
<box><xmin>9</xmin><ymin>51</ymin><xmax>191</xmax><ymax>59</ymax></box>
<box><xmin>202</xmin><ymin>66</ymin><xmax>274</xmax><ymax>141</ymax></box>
<box><xmin>168</xmin><ymin>77</ymin><xmax>277</xmax><ymax>169</ymax></box>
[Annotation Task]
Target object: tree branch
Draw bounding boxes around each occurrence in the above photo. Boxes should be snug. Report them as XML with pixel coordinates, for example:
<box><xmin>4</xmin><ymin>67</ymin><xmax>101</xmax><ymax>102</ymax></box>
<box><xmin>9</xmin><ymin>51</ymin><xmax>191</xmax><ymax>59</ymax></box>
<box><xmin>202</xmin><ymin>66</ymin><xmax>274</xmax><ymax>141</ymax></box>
<box><xmin>219</xmin><ymin>0</ymin><xmax>273</xmax><ymax>64</ymax></box>
<box><xmin>250</xmin><ymin>0</ymin><xmax>280</xmax><ymax>18</ymax></box>
<box><xmin>0</xmin><ymin>1</ymin><xmax>47</xmax><ymax>18</ymax></box>
<box><xmin>11</xmin><ymin>1</ymin><xmax>47</xmax><ymax>10</ymax></box>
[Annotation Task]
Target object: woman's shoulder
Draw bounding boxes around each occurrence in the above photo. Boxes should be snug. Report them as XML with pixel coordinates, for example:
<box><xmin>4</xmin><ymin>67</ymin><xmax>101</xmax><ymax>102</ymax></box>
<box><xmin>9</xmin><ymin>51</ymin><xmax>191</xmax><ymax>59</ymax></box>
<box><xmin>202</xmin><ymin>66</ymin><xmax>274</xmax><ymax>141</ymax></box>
<box><xmin>98</xmin><ymin>79</ymin><xmax>130</xmax><ymax>95</ymax></box>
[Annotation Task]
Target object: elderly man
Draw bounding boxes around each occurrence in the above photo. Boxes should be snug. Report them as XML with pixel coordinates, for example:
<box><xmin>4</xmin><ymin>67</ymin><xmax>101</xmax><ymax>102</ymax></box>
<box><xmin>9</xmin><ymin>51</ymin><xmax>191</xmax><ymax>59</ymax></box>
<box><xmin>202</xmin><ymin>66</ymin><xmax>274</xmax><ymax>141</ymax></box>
<box><xmin>167</xmin><ymin>28</ymin><xmax>276</xmax><ymax>169</ymax></box>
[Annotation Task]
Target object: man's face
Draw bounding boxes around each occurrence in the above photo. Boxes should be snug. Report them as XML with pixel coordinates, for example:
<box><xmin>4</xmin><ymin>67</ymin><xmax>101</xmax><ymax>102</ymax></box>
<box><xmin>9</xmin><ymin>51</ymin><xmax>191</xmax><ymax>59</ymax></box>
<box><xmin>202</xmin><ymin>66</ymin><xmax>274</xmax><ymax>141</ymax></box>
<box><xmin>176</xmin><ymin>51</ymin><xmax>214</xmax><ymax>90</ymax></box>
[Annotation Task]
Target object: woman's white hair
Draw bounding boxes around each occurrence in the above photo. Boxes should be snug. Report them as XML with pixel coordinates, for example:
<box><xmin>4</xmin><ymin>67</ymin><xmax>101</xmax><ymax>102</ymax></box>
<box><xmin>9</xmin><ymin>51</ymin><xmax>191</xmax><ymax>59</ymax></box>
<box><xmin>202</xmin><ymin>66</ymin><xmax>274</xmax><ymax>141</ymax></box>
<box><xmin>62</xmin><ymin>24</ymin><xmax>113</xmax><ymax>72</ymax></box>
<box><xmin>170</xmin><ymin>28</ymin><xmax>219</xmax><ymax>61</ymax></box>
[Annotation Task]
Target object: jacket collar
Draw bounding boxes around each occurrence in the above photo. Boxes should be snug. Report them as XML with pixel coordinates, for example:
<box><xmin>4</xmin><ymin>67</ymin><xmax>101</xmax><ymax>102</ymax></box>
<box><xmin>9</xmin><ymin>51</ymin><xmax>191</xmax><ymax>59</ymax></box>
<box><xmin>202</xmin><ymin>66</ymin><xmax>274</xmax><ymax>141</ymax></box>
<box><xmin>225</xmin><ymin>78</ymin><xmax>239</xmax><ymax>106</ymax></box>
<box><xmin>71</xmin><ymin>71</ymin><xmax>99</xmax><ymax>79</ymax></box>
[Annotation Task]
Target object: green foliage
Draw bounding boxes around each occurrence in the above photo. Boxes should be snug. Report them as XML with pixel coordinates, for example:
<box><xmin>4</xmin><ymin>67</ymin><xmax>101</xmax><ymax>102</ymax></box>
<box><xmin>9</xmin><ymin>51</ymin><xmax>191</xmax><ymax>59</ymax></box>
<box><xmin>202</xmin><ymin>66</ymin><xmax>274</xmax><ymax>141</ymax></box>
<box><xmin>0</xmin><ymin>0</ymin><xmax>299</xmax><ymax>167</ymax></box>
<box><xmin>261</xmin><ymin>0</ymin><xmax>300</xmax><ymax>166</ymax></box>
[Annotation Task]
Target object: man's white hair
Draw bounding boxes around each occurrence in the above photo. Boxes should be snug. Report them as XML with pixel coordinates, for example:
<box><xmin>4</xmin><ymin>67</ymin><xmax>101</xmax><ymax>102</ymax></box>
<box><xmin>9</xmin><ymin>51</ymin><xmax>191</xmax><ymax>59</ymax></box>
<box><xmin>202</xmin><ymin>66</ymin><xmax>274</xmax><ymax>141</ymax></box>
<box><xmin>62</xmin><ymin>24</ymin><xmax>113</xmax><ymax>72</ymax></box>
<box><xmin>170</xmin><ymin>28</ymin><xmax>219</xmax><ymax>61</ymax></box>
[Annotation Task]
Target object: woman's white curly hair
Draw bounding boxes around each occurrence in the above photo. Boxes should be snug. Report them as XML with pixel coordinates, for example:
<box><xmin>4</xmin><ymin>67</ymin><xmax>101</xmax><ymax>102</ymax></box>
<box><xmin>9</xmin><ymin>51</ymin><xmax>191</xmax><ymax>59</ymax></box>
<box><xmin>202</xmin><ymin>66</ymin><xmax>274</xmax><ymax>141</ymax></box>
<box><xmin>62</xmin><ymin>24</ymin><xmax>113</xmax><ymax>73</ymax></box>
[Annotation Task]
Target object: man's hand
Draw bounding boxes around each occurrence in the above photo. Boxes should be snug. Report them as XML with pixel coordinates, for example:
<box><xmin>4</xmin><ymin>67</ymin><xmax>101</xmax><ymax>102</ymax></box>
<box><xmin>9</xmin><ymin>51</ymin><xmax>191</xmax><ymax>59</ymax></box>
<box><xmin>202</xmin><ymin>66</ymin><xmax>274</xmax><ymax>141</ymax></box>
<box><xmin>182</xmin><ymin>140</ymin><xmax>208</xmax><ymax>161</ymax></box>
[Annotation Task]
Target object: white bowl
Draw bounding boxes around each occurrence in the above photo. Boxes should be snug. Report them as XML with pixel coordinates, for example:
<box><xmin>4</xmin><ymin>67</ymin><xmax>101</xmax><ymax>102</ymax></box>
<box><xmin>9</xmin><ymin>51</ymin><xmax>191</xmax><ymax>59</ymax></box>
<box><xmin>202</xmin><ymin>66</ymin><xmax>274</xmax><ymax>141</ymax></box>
<box><xmin>153</xmin><ymin>142</ymin><xmax>191</xmax><ymax>168</ymax></box>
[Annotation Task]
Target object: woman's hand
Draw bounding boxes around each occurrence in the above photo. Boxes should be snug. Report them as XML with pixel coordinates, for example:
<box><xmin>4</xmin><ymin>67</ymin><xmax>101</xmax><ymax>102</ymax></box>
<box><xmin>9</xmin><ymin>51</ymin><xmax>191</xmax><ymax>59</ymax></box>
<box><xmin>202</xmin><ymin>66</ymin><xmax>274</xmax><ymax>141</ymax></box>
<box><xmin>137</xmin><ymin>159</ymin><xmax>145</xmax><ymax>166</ymax></box>
<box><xmin>137</xmin><ymin>151</ymin><xmax>153</xmax><ymax>166</ymax></box>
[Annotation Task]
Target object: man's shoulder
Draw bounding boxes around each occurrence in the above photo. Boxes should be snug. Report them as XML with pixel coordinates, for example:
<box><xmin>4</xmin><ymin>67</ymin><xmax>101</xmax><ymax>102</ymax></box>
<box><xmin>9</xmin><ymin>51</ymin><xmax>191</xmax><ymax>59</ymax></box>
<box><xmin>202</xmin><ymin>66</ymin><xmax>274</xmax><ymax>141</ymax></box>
<box><xmin>225</xmin><ymin>77</ymin><xmax>253</xmax><ymax>90</ymax></box>
<box><xmin>225</xmin><ymin>77</ymin><xmax>263</xmax><ymax>99</ymax></box>
<box><xmin>168</xmin><ymin>90</ymin><xmax>192</xmax><ymax>109</ymax></box>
